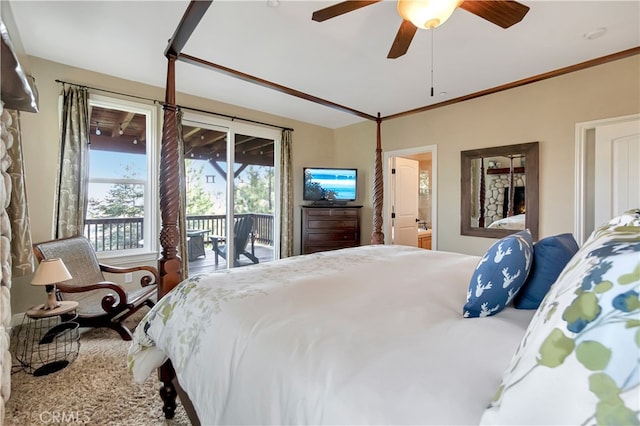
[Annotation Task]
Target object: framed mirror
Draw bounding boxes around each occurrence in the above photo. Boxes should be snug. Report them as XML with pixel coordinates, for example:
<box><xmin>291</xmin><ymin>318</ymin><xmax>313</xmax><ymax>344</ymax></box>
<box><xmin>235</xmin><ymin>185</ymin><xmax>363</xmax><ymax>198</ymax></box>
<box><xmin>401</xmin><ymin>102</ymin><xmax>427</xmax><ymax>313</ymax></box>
<box><xmin>461</xmin><ymin>142</ymin><xmax>539</xmax><ymax>240</ymax></box>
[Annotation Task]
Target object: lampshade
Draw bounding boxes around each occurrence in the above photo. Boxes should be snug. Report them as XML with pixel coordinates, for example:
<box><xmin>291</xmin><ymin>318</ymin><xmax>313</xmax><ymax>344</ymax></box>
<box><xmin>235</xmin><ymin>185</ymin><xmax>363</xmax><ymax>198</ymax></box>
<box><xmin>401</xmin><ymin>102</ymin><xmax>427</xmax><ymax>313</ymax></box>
<box><xmin>31</xmin><ymin>258</ymin><xmax>72</xmax><ymax>285</ymax></box>
<box><xmin>397</xmin><ymin>0</ymin><xmax>462</xmax><ymax>29</ymax></box>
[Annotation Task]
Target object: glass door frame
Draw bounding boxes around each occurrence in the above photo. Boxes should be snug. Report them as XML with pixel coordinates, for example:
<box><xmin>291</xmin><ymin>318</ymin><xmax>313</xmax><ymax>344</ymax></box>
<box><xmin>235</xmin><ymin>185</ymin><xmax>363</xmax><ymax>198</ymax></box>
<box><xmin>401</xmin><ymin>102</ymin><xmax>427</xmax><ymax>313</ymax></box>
<box><xmin>181</xmin><ymin>112</ymin><xmax>282</xmax><ymax>269</ymax></box>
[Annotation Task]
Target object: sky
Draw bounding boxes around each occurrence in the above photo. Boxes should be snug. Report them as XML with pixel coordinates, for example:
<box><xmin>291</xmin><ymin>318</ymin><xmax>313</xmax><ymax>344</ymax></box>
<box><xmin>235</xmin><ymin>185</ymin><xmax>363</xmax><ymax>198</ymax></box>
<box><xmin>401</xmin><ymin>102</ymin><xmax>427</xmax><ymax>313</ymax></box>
<box><xmin>89</xmin><ymin>150</ymin><xmax>227</xmax><ymax>200</ymax></box>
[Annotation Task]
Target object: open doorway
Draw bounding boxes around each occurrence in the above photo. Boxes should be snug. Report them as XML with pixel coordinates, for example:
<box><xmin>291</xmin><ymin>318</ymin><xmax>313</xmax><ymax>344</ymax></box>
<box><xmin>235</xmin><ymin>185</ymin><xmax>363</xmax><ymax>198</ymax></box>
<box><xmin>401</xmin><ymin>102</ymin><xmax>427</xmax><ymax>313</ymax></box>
<box><xmin>575</xmin><ymin>114</ymin><xmax>640</xmax><ymax>244</ymax></box>
<box><xmin>383</xmin><ymin>145</ymin><xmax>437</xmax><ymax>249</ymax></box>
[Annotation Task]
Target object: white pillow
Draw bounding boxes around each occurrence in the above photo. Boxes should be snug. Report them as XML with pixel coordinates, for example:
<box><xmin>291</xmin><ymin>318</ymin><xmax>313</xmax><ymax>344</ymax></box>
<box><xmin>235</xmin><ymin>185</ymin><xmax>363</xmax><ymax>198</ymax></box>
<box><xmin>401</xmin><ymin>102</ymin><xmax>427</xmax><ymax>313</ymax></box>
<box><xmin>481</xmin><ymin>210</ymin><xmax>640</xmax><ymax>425</ymax></box>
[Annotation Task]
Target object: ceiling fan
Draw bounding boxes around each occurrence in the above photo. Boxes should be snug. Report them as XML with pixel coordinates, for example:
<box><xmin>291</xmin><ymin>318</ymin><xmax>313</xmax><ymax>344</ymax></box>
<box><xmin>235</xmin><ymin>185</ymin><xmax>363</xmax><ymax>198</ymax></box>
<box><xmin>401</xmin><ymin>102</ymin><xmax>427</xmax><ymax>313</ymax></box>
<box><xmin>312</xmin><ymin>0</ymin><xmax>530</xmax><ymax>59</ymax></box>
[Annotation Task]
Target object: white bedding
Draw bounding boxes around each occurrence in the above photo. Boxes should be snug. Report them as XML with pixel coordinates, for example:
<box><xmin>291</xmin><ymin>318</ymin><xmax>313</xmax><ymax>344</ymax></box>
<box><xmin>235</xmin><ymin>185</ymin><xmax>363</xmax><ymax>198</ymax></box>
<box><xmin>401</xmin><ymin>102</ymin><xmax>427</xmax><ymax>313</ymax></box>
<box><xmin>487</xmin><ymin>213</ymin><xmax>526</xmax><ymax>230</ymax></box>
<box><xmin>129</xmin><ymin>245</ymin><xmax>534</xmax><ymax>425</ymax></box>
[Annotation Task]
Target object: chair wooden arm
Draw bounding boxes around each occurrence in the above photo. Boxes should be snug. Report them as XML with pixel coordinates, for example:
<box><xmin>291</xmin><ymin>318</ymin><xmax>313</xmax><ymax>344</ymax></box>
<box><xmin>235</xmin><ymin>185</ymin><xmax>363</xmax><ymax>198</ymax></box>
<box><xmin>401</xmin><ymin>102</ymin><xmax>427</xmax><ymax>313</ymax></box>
<box><xmin>99</xmin><ymin>264</ymin><xmax>159</xmax><ymax>287</ymax></box>
<box><xmin>56</xmin><ymin>281</ymin><xmax>129</xmax><ymax>313</ymax></box>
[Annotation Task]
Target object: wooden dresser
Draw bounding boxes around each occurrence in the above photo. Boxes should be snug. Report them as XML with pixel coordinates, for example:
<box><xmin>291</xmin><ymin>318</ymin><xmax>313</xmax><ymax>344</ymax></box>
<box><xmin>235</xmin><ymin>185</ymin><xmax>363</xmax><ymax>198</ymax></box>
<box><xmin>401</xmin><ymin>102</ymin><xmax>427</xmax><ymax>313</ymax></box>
<box><xmin>301</xmin><ymin>205</ymin><xmax>362</xmax><ymax>254</ymax></box>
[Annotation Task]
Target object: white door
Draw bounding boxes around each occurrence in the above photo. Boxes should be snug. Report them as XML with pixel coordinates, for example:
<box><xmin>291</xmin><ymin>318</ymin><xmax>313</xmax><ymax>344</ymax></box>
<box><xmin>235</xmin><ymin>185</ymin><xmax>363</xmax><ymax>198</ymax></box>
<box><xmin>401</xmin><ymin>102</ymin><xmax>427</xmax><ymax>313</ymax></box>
<box><xmin>393</xmin><ymin>157</ymin><xmax>419</xmax><ymax>246</ymax></box>
<box><xmin>594</xmin><ymin>120</ymin><xmax>640</xmax><ymax>227</ymax></box>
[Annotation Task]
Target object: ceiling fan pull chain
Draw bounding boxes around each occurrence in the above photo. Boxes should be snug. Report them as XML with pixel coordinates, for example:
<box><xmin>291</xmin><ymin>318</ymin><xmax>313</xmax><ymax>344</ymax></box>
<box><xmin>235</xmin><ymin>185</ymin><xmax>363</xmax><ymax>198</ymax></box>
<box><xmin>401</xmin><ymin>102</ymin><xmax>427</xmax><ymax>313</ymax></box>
<box><xmin>430</xmin><ymin>29</ymin><xmax>435</xmax><ymax>97</ymax></box>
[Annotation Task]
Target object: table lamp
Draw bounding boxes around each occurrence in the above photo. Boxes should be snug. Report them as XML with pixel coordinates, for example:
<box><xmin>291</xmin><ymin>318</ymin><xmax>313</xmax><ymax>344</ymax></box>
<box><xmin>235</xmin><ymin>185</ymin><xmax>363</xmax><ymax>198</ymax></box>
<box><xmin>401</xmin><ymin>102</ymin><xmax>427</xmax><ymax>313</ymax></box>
<box><xmin>31</xmin><ymin>258</ymin><xmax>72</xmax><ymax>310</ymax></box>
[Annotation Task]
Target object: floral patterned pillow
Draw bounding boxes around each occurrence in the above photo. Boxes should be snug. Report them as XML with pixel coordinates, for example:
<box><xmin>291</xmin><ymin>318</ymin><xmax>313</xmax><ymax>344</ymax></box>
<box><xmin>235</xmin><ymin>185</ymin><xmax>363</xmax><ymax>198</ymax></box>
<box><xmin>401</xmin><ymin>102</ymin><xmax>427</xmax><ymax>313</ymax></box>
<box><xmin>463</xmin><ymin>230</ymin><xmax>533</xmax><ymax>318</ymax></box>
<box><xmin>480</xmin><ymin>210</ymin><xmax>640</xmax><ymax>425</ymax></box>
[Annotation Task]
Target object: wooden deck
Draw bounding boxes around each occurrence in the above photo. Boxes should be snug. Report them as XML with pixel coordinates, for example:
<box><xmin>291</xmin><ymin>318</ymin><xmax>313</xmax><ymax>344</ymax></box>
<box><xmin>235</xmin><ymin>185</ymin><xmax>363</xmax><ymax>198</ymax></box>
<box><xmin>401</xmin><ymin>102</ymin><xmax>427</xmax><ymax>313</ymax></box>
<box><xmin>187</xmin><ymin>243</ymin><xmax>275</xmax><ymax>276</ymax></box>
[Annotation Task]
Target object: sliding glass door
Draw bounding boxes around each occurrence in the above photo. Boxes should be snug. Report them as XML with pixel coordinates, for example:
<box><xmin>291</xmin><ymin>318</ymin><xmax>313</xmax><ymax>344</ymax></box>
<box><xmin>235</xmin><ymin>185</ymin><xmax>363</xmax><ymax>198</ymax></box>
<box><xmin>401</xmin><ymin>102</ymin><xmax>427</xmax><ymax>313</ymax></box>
<box><xmin>181</xmin><ymin>114</ymin><xmax>280</xmax><ymax>274</ymax></box>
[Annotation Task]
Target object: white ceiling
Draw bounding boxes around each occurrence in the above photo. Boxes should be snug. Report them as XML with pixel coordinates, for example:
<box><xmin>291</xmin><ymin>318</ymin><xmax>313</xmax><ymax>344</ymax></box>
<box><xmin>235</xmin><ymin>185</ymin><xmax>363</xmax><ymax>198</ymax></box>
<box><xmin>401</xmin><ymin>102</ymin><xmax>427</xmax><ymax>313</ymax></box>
<box><xmin>9</xmin><ymin>0</ymin><xmax>640</xmax><ymax>129</ymax></box>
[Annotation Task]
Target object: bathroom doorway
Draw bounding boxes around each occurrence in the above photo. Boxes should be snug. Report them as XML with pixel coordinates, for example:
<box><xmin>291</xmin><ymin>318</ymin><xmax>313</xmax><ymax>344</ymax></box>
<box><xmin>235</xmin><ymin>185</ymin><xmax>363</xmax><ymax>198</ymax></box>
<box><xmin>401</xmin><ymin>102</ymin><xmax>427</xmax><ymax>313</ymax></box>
<box><xmin>383</xmin><ymin>145</ymin><xmax>437</xmax><ymax>249</ymax></box>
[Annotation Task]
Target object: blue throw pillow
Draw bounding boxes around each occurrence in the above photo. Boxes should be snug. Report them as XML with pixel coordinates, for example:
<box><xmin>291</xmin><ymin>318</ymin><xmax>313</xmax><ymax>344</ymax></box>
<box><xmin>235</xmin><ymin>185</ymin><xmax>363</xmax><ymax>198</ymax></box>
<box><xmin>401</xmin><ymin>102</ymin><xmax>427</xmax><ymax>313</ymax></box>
<box><xmin>463</xmin><ymin>230</ymin><xmax>533</xmax><ymax>318</ymax></box>
<box><xmin>514</xmin><ymin>233</ymin><xmax>579</xmax><ymax>310</ymax></box>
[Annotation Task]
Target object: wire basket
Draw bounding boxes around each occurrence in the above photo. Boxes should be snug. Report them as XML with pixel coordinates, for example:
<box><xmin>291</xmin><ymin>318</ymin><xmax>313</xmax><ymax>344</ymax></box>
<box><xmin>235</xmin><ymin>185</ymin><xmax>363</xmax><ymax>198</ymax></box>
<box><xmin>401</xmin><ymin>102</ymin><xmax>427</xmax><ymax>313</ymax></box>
<box><xmin>12</xmin><ymin>314</ymin><xmax>80</xmax><ymax>376</ymax></box>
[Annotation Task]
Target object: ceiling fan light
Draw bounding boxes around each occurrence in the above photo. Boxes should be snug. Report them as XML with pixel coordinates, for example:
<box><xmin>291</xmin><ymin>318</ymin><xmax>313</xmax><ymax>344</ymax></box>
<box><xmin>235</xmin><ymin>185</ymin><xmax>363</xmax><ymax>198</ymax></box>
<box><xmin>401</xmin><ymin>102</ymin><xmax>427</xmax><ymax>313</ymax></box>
<box><xmin>397</xmin><ymin>0</ymin><xmax>461</xmax><ymax>29</ymax></box>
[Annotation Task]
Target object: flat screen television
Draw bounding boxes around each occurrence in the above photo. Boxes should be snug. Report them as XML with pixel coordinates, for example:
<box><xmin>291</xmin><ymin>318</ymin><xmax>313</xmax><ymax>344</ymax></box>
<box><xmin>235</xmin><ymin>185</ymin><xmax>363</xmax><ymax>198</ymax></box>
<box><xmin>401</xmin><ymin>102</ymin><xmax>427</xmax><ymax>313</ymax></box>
<box><xmin>303</xmin><ymin>167</ymin><xmax>357</xmax><ymax>203</ymax></box>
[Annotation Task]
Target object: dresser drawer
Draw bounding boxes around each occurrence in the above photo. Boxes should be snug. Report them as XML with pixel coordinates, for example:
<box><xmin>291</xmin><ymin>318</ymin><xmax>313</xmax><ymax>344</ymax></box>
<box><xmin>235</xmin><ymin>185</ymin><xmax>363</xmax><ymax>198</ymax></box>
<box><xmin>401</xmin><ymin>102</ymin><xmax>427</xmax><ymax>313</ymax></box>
<box><xmin>304</xmin><ymin>242</ymin><xmax>359</xmax><ymax>254</ymax></box>
<box><xmin>301</xmin><ymin>206</ymin><xmax>362</xmax><ymax>255</ymax></box>
<box><xmin>307</xmin><ymin>219</ymin><xmax>358</xmax><ymax>230</ymax></box>
<box><xmin>306</xmin><ymin>208</ymin><xmax>359</xmax><ymax>217</ymax></box>
<box><xmin>307</xmin><ymin>231</ymin><xmax>358</xmax><ymax>243</ymax></box>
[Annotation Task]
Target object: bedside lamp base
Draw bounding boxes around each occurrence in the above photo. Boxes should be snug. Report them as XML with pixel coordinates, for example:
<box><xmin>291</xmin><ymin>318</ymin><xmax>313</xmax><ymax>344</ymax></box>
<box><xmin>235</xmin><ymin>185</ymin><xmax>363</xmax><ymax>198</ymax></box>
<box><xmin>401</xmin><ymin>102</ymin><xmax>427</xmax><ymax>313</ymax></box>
<box><xmin>42</xmin><ymin>284</ymin><xmax>61</xmax><ymax>310</ymax></box>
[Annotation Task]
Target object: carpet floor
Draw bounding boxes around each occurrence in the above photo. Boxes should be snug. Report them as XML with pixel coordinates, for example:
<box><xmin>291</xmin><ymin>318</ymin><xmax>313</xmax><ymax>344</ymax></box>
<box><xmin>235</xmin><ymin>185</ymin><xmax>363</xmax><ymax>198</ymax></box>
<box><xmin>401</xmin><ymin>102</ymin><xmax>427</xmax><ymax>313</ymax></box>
<box><xmin>5</xmin><ymin>310</ymin><xmax>191</xmax><ymax>425</ymax></box>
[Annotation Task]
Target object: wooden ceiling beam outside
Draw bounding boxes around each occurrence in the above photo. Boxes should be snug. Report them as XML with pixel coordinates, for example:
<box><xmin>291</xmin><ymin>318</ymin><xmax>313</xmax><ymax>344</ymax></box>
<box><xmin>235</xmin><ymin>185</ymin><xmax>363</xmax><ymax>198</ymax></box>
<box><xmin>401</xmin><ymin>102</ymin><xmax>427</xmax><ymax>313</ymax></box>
<box><xmin>244</xmin><ymin>141</ymin><xmax>274</xmax><ymax>154</ymax></box>
<box><xmin>210</xmin><ymin>161</ymin><xmax>227</xmax><ymax>182</ymax></box>
<box><xmin>187</xmin><ymin>133</ymin><xmax>226</xmax><ymax>148</ymax></box>
<box><xmin>182</xmin><ymin>126</ymin><xmax>201</xmax><ymax>139</ymax></box>
<box><xmin>89</xmin><ymin>135</ymin><xmax>146</xmax><ymax>154</ymax></box>
<box><xmin>112</xmin><ymin>111</ymin><xmax>135</xmax><ymax>137</ymax></box>
<box><xmin>235</xmin><ymin>136</ymin><xmax>258</xmax><ymax>147</ymax></box>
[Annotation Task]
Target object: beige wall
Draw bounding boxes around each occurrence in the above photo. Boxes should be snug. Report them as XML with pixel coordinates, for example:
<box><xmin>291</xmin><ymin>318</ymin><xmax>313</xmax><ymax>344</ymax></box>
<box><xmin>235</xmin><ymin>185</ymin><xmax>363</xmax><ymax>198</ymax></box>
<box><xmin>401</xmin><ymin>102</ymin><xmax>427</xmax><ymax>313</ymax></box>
<box><xmin>12</xmin><ymin>56</ymin><xmax>333</xmax><ymax>314</ymax></box>
<box><xmin>335</xmin><ymin>54</ymin><xmax>640</xmax><ymax>255</ymax></box>
<box><xmin>11</xmin><ymin>54</ymin><xmax>640</xmax><ymax>313</ymax></box>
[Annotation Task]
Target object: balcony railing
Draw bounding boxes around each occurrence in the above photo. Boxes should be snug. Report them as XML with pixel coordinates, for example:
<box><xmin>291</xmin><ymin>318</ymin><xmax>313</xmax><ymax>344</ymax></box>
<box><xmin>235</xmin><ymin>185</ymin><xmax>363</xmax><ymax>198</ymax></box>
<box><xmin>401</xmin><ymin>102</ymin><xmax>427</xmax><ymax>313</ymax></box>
<box><xmin>84</xmin><ymin>217</ymin><xmax>144</xmax><ymax>252</ymax></box>
<box><xmin>84</xmin><ymin>213</ymin><xmax>274</xmax><ymax>252</ymax></box>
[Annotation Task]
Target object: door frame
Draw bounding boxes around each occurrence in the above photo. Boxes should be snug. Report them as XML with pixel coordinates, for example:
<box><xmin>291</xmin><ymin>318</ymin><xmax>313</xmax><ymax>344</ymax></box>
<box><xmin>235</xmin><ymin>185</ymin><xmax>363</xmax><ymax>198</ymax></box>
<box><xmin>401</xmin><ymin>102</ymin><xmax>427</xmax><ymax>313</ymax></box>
<box><xmin>574</xmin><ymin>113</ymin><xmax>639</xmax><ymax>245</ymax></box>
<box><xmin>383</xmin><ymin>144</ymin><xmax>438</xmax><ymax>249</ymax></box>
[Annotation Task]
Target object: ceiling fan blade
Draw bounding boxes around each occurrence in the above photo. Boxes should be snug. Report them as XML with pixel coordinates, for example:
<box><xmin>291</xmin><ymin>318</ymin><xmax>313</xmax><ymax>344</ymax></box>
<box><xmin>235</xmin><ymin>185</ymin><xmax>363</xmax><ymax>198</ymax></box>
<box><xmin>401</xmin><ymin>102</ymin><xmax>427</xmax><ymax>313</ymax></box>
<box><xmin>312</xmin><ymin>0</ymin><xmax>381</xmax><ymax>22</ymax></box>
<box><xmin>387</xmin><ymin>20</ymin><xmax>418</xmax><ymax>59</ymax></box>
<box><xmin>459</xmin><ymin>0</ymin><xmax>530</xmax><ymax>28</ymax></box>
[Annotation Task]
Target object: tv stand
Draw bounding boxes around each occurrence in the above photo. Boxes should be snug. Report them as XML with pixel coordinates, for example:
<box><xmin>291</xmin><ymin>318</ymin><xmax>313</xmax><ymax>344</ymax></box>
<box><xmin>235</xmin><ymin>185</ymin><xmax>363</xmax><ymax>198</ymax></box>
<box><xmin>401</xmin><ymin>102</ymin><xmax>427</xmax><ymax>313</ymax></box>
<box><xmin>301</xmin><ymin>205</ymin><xmax>362</xmax><ymax>254</ymax></box>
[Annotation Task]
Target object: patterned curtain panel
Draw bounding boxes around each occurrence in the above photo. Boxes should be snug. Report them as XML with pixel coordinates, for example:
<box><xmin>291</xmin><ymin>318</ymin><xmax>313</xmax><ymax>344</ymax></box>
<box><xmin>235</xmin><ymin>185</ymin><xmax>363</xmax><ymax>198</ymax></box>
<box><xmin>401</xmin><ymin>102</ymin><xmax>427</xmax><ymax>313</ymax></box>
<box><xmin>6</xmin><ymin>109</ymin><xmax>34</xmax><ymax>277</ymax></box>
<box><xmin>279</xmin><ymin>129</ymin><xmax>293</xmax><ymax>258</ymax></box>
<box><xmin>177</xmin><ymin>110</ymin><xmax>189</xmax><ymax>277</ymax></box>
<box><xmin>55</xmin><ymin>86</ymin><xmax>89</xmax><ymax>239</ymax></box>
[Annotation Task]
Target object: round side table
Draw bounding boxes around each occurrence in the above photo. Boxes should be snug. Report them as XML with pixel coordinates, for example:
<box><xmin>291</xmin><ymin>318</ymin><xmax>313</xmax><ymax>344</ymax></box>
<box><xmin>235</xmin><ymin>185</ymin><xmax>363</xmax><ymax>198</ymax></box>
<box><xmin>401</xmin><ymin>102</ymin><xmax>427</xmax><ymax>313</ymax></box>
<box><xmin>13</xmin><ymin>300</ymin><xmax>81</xmax><ymax>376</ymax></box>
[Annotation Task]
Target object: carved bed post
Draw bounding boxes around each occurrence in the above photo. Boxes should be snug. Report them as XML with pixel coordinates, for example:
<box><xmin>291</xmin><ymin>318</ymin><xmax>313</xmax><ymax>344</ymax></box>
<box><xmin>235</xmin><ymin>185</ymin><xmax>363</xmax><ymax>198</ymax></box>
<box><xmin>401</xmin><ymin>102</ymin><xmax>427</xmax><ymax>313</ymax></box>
<box><xmin>507</xmin><ymin>155</ymin><xmax>515</xmax><ymax>217</ymax></box>
<box><xmin>478</xmin><ymin>158</ymin><xmax>485</xmax><ymax>228</ymax></box>
<box><xmin>371</xmin><ymin>113</ymin><xmax>384</xmax><ymax>244</ymax></box>
<box><xmin>158</xmin><ymin>54</ymin><xmax>182</xmax><ymax>420</ymax></box>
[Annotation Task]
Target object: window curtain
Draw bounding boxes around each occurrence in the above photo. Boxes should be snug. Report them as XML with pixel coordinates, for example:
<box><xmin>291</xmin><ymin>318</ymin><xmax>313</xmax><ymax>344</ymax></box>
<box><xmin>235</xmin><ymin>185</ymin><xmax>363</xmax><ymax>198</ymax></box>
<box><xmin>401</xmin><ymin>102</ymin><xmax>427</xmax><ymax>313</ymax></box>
<box><xmin>177</xmin><ymin>109</ymin><xmax>189</xmax><ymax>277</ymax></box>
<box><xmin>279</xmin><ymin>129</ymin><xmax>293</xmax><ymax>258</ymax></box>
<box><xmin>54</xmin><ymin>86</ymin><xmax>89</xmax><ymax>239</ymax></box>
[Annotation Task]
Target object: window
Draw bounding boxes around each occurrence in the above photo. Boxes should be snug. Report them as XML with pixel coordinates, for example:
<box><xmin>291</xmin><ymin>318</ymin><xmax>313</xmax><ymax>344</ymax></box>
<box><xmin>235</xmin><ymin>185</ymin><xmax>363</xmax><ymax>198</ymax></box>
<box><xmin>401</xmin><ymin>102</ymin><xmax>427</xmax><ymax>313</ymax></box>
<box><xmin>85</xmin><ymin>95</ymin><xmax>158</xmax><ymax>260</ymax></box>
<box><xmin>181</xmin><ymin>113</ymin><xmax>281</xmax><ymax>273</ymax></box>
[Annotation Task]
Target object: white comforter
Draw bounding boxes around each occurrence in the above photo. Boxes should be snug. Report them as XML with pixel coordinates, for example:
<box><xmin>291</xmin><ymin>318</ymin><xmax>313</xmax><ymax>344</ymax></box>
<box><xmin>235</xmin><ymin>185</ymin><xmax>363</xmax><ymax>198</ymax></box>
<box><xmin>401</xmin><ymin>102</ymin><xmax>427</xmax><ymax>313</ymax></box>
<box><xmin>487</xmin><ymin>213</ymin><xmax>526</xmax><ymax>230</ymax></box>
<box><xmin>129</xmin><ymin>245</ymin><xmax>534</xmax><ymax>425</ymax></box>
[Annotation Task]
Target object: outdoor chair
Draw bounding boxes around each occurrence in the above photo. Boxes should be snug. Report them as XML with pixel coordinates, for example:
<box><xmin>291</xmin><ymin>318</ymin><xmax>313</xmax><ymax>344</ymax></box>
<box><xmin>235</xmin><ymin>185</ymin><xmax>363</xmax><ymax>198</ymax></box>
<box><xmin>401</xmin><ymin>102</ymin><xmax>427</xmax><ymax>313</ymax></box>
<box><xmin>32</xmin><ymin>236</ymin><xmax>158</xmax><ymax>341</ymax></box>
<box><xmin>211</xmin><ymin>215</ymin><xmax>259</xmax><ymax>267</ymax></box>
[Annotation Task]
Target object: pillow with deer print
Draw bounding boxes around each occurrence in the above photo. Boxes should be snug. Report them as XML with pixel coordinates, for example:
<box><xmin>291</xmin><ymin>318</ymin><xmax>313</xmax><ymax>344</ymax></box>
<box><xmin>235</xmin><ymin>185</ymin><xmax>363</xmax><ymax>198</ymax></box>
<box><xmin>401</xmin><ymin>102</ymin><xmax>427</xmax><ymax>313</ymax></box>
<box><xmin>463</xmin><ymin>230</ymin><xmax>533</xmax><ymax>318</ymax></box>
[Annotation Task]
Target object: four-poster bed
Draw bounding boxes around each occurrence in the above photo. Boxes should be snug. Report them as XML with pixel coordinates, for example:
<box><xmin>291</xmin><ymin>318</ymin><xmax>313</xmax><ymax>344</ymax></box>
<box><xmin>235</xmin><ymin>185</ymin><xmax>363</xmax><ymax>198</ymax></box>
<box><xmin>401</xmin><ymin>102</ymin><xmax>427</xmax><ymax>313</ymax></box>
<box><xmin>148</xmin><ymin>0</ymin><xmax>527</xmax><ymax>421</ymax></box>
<box><xmin>129</xmin><ymin>2</ymin><xmax>638</xmax><ymax>425</ymax></box>
<box><xmin>147</xmin><ymin>1</ymin><xmax>523</xmax><ymax>420</ymax></box>
<box><xmin>152</xmin><ymin>1</ymin><xmax>387</xmax><ymax>419</ymax></box>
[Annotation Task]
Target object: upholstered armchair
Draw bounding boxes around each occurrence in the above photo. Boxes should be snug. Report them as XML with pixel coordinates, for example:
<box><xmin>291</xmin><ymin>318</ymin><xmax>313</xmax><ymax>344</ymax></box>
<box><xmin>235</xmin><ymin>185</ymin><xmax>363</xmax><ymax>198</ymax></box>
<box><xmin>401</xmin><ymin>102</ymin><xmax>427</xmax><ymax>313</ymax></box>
<box><xmin>32</xmin><ymin>236</ymin><xmax>158</xmax><ymax>341</ymax></box>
